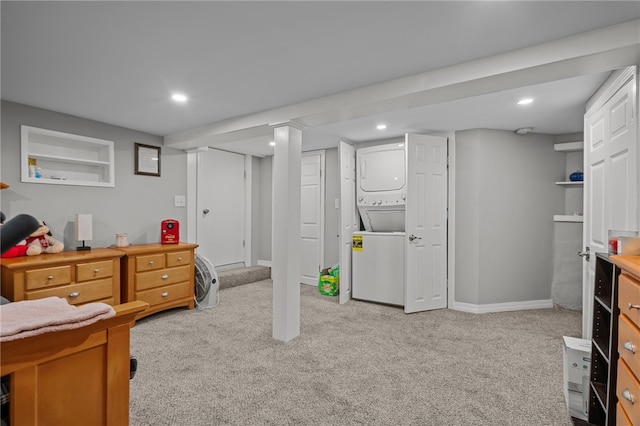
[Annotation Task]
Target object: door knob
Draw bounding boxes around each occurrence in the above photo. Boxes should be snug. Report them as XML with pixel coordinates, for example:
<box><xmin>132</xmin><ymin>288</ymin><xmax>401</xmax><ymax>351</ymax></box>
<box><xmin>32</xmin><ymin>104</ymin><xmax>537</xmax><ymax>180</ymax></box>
<box><xmin>203</xmin><ymin>209</ymin><xmax>210</xmax><ymax>215</ymax></box>
<box><xmin>578</xmin><ymin>246</ymin><xmax>590</xmax><ymax>262</ymax></box>
<box><xmin>409</xmin><ymin>234</ymin><xmax>422</xmax><ymax>242</ymax></box>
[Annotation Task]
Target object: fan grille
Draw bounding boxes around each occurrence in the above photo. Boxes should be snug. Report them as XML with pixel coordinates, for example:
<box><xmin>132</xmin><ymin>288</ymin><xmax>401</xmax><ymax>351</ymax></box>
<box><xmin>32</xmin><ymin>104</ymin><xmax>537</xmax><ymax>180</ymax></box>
<box><xmin>194</xmin><ymin>254</ymin><xmax>219</xmax><ymax>308</ymax></box>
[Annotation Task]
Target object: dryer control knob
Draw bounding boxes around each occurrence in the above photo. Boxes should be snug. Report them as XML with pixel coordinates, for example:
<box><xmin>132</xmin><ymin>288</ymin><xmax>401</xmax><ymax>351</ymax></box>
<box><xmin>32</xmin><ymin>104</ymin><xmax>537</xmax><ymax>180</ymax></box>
<box><xmin>378</xmin><ymin>200</ymin><xmax>382</xmax><ymax>205</ymax></box>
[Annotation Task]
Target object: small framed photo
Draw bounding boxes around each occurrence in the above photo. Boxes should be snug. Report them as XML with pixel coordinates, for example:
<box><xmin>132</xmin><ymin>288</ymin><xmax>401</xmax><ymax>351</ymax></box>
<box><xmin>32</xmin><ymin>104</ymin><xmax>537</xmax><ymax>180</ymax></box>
<box><xmin>134</xmin><ymin>143</ymin><xmax>161</xmax><ymax>177</ymax></box>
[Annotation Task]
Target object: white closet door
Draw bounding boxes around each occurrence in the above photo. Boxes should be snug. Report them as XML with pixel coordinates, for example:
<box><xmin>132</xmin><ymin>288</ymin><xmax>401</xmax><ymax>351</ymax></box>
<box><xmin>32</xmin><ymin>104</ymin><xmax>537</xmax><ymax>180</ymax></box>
<box><xmin>339</xmin><ymin>141</ymin><xmax>358</xmax><ymax>304</ymax></box>
<box><xmin>404</xmin><ymin>133</ymin><xmax>448</xmax><ymax>313</ymax></box>
<box><xmin>300</xmin><ymin>151</ymin><xmax>324</xmax><ymax>285</ymax></box>
<box><xmin>582</xmin><ymin>75</ymin><xmax>637</xmax><ymax>338</ymax></box>
<box><xmin>197</xmin><ymin>148</ymin><xmax>246</xmax><ymax>268</ymax></box>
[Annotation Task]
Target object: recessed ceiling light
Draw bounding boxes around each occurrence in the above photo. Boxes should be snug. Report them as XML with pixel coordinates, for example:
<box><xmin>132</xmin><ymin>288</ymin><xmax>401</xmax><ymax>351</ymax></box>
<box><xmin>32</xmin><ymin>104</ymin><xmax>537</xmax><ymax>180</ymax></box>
<box><xmin>171</xmin><ymin>93</ymin><xmax>188</xmax><ymax>102</ymax></box>
<box><xmin>376</xmin><ymin>124</ymin><xmax>387</xmax><ymax>130</ymax></box>
<box><xmin>517</xmin><ymin>98</ymin><xmax>534</xmax><ymax>105</ymax></box>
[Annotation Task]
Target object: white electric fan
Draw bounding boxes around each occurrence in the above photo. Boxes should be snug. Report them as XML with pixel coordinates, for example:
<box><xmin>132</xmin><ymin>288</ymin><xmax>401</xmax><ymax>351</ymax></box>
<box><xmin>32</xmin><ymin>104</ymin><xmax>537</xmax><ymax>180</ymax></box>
<box><xmin>194</xmin><ymin>253</ymin><xmax>219</xmax><ymax>309</ymax></box>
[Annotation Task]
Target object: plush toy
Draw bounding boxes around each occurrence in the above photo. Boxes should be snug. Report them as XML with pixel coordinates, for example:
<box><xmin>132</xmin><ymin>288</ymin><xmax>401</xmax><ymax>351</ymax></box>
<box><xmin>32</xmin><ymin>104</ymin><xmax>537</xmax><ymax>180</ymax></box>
<box><xmin>24</xmin><ymin>221</ymin><xmax>64</xmax><ymax>256</ymax></box>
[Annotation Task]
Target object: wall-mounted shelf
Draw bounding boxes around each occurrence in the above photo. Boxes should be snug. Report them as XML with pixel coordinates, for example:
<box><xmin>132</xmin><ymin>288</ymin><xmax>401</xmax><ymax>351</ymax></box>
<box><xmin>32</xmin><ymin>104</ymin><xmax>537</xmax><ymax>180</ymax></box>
<box><xmin>21</xmin><ymin>125</ymin><xmax>115</xmax><ymax>187</ymax></box>
<box><xmin>554</xmin><ymin>215</ymin><xmax>584</xmax><ymax>223</ymax></box>
<box><xmin>556</xmin><ymin>181</ymin><xmax>584</xmax><ymax>186</ymax></box>
<box><xmin>554</xmin><ymin>142</ymin><xmax>584</xmax><ymax>152</ymax></box>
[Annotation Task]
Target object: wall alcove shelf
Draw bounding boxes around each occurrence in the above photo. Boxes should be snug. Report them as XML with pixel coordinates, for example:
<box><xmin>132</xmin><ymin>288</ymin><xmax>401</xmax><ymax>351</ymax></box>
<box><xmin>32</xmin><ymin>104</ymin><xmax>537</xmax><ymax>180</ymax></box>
<box><xmin>21</xmin><ymin>125</ymin><xmax>115</xmax><ymax>187</ymax></box>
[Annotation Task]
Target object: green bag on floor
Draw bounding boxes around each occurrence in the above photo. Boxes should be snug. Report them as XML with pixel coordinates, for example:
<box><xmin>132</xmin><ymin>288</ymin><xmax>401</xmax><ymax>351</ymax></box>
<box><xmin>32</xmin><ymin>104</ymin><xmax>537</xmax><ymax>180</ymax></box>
<box><xmin>318</xmin><ymin>264</ymin><xmax>339</xmax><ymax>296</ymax></box>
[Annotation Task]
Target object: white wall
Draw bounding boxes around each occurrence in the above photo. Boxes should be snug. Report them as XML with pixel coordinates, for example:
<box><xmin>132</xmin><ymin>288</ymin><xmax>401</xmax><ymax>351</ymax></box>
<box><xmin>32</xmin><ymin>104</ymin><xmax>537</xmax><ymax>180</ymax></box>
<box><xmin>454</xmin><ymin>129</ymin><xmax>565</xmax><ymax>305</ymax></box>
<box><xmin>1</xmin><ymin>101</ymin><xmax>188</xmax><ymax>249</ymax></box>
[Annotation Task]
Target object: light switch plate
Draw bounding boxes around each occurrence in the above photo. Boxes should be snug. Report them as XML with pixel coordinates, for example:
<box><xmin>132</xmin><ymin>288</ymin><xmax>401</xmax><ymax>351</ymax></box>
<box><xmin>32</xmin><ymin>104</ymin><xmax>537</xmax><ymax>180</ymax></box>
<box><xmin>174</xmin><ymin>195</ymin><xmax>186</xmax><ymax>207</ymax></box>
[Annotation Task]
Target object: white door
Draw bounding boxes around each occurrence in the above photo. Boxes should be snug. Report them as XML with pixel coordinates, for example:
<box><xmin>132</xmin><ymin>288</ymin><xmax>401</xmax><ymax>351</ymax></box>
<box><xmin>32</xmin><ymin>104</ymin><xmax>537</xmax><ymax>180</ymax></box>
<box><xmin>197</xmin><ymin>148</ymin><xmax>246</xmax><ymax>268</ymax></box>
<box><xmin>300</xmin><ymin>151</ymin><xmax>325</xmax><ymax>285</ymax></box>
<box><xmin>404</xmin><ymin>134</ymin><xmax>448</xmax><ymax>313</ymax></box>
<box><xmin>582</xmin><ymin>74</ymin><xmax>638</xmax><ymax>338</ymax></box>
<box><xmin>339</xmin><ymin>141</ymin><xmax>359</xmax><ymax>305</ymax></box>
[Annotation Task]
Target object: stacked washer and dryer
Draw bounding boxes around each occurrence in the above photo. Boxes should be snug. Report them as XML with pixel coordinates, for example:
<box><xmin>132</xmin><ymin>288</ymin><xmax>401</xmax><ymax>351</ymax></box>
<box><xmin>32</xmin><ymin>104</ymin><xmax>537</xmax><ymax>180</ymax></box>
<box><xmin>352</xmin><ymin>142</ymin><xmax>406</xmax><ymax>306</ymax></box>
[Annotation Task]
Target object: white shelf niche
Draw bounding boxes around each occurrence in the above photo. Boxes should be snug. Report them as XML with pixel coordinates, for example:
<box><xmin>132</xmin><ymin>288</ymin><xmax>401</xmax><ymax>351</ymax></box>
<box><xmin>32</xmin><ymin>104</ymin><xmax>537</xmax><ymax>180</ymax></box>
<box><xmin>555</xmin><ymin>181</ymin><xmax>583</xmax><ymax>186</ymax></box>
<box><xmin>554</xmin><ymin>215</ymin><xmax>584</xmax><ymax>223</ymax></box>
<box><xmin>554</xmin><ymin>141</ymin><xmax>583</xmax><ymax>152</ymax></box>
<box><xmin>21</xmin><ymin>125</ymin><xmax>115</xmax><ymax>187</ymax></box>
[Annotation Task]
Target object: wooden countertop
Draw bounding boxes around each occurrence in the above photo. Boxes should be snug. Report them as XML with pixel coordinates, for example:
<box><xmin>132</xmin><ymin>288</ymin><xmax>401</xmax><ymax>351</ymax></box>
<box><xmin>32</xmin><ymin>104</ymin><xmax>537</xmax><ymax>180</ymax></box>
<box><xmin>0</xmin><ymin>247</ymin><xmax>124</xmax><ymax>269</ymax></box>
<box><xmin>112</xmin><ymin>242</ymin><xmax>198</xmax><ymax>255</ymax></box>
<box><xmin>611</xmin><ymin>255</ymin><xmax>640</xmax><ymax>280</ymax></box>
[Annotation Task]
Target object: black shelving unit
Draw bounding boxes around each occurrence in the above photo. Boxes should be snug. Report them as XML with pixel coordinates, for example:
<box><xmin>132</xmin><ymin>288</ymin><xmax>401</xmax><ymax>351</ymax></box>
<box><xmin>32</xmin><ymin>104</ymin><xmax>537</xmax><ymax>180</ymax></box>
<box><xmin>588</xmin><ymin>253</ymin><xmax>621</xmax><ymax>425</ymax></box>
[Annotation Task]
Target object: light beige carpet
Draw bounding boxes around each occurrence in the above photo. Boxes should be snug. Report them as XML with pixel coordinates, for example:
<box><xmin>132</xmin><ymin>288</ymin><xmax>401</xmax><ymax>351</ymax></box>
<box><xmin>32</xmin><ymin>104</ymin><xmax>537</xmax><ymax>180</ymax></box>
<box><xmin>130</xmin><ymin>280</ymin><xmax>581</xmax><ymax>425</ymax></box>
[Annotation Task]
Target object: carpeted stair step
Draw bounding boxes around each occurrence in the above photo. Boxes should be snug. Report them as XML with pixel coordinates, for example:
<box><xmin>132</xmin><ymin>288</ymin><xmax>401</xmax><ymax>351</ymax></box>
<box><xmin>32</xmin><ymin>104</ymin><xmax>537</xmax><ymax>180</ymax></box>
<box><xmin>217</xmin><ymin>266</ymin><xmax>271</xmax><ymax>290</ymax></box>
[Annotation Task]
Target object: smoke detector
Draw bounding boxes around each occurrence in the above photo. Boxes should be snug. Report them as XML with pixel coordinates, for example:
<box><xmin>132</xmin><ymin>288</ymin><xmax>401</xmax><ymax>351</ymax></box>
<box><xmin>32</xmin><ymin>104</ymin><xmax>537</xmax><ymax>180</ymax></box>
<box><xmin>515</xmin><ymin>127</ymin><xmax>533</xmax><ymax>135</ymax></box>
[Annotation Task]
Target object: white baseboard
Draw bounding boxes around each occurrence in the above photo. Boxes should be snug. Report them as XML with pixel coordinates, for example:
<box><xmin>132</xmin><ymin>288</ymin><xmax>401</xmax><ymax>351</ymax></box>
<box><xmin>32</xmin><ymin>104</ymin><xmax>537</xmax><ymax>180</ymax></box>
<box><xmin>450</xmin><ymin>299</ymin><xmax>554</xmax><ymax>314</ymax></box>
<box><xmin>257</xmin><ymin>260</ymin><xmax>272</xmax><ymax>267</ymax></box>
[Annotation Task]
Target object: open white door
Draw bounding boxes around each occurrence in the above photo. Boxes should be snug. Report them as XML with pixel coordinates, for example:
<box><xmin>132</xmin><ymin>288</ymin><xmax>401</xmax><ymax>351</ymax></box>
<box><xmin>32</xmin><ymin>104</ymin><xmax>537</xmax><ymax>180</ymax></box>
<box><xmin>404</xmin><ymin>134</ymin><xmax>448</xmax><ymax>313</ymax></box>
<box><xmin>582</xmin><ymin>71</ymin><xmax>638</xmax><ymax>338</ymax></box>
<box><xmin>339</xmin><ymin>141</ymin><xmax>359</xmax><ymax>305</ymax></box>
<box><xmin>300</xmin><ymin>151</ymin><xmax>325</xmax><ymax>285</ymax></box>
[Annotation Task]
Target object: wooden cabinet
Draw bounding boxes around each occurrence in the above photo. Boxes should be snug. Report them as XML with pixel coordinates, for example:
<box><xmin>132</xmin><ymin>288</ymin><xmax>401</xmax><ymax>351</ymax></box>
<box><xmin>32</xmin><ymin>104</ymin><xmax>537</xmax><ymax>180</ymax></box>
<box><xmin>588</xmin><ymin>253</ymin><xmax>621</xmax><ymax>425</ymax></box>
<box><xmin>0</xmin><ymin>248</ymin><xmax>123</xmax><ymax>305</ymax></box>
<box><xmin>1</xmin><ymin>300</ymin><xmax>147</xmax><ymax>426</ymax></box>
<box><xmin>612</xmin><ymin>255</ymin><xmax>640</xmax><ymax>425</ymax></box>
<box><xmin>117</xmin><ymin>243</ymin><xmax>198</xmax><ymax>320</ymax></box>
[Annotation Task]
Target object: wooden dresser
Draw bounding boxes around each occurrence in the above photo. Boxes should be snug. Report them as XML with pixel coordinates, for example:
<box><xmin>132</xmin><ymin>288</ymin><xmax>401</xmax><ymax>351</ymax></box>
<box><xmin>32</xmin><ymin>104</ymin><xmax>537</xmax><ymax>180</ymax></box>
<box><xmin>0</xmin><ymin>248</ymin><xmax>123</xmax><ymax>306</ymax></box>
<box><xmin>612</xmin><ymin>255</ymin><xmax>640</xmax><ymax>425</ymax></box>
<box><xmin>116</xmin><ymin>242</ymin><xmax>198</xmax><ymax>320</ymax></box>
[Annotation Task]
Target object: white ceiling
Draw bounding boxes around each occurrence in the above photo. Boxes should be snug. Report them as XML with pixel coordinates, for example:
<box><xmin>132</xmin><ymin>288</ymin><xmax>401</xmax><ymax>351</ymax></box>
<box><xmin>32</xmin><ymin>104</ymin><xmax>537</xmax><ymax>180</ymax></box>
<box><xmin>2</xmin><ymin>1</ymin><xmax>639</xmax><ymax>157</ymax></box>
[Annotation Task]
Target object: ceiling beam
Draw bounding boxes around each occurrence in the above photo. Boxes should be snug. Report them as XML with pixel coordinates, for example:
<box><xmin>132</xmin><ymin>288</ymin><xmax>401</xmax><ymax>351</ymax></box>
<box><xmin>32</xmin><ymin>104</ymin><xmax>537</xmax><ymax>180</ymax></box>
<box><xmin>164</xmin><ymin>19</ymin><xmax>640</xmax><ymax>151</ymax></box>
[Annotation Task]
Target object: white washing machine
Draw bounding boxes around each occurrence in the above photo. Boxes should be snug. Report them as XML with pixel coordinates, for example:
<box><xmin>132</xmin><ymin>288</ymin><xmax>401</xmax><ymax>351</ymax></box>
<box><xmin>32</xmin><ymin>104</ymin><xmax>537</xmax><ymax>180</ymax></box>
<box><xmin>352</xmin><ymin>231</ymin><xmax>404</xmax><ymax>306</ymax></box>
<box><xmin>356</xmin><ymin>142</ymin><xmax>406</xmax><ymax>232</ymax></box>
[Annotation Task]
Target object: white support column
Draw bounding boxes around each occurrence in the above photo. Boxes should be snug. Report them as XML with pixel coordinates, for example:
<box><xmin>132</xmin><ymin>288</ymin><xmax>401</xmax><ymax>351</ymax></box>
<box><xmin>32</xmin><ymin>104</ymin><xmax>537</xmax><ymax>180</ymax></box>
<box><xmin>271</xmin><ymin>123</ymin><xmax>302</xmax><ymax>342</ymax></box>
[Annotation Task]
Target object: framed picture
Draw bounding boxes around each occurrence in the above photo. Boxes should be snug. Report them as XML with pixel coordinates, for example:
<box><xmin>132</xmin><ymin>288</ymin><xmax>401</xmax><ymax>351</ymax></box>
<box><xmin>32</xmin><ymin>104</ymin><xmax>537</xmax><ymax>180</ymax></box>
<box><xmin>134</xmin><ymin>143</ymin><xmax>161</xmax><ymax>176</ymax></box>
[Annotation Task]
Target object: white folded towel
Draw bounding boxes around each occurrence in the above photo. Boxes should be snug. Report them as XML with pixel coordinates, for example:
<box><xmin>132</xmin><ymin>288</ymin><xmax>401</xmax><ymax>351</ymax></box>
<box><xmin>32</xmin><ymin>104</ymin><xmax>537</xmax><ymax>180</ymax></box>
<box><xmin>0</xmin><ymin>296</ymin><xmax>115</xmax><ymax>342</ymax></box>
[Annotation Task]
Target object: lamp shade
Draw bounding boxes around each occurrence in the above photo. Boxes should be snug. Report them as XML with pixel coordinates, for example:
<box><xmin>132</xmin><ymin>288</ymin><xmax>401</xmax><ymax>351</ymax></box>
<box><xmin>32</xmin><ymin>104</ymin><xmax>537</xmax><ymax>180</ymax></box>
<box><xmin>74</xmin><ymin>214</ymin><xmax>93</xmax><ymax>241</ymax></box>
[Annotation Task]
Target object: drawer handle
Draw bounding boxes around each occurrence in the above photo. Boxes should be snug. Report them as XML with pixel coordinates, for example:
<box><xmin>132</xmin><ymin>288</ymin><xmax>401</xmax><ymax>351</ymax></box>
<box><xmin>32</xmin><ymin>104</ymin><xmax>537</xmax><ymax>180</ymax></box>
<box><xmin>177</xmin><ymin>257</ymin><xmax>183</xmax><ymax>262</ymax></box>
<box><xmin>161</xmin><ymin>291</ymin><xmax>169</xmax><ymax>298</ymax></box>
<box><xmin>47</xmin><ymin>275</ymin><xmax>54</xmax><ymax>281</ymax></box>
<box><xmin>93</xmin><ymin>268</ymin><xmax>100</xmax><ymax>273</ymax></box>
<box><xmin>68</xmin><ymin>291</ymin><xmax>79</xmax><ymax>298</ymax></box>
<box><xmin>623</xmin><ymin>389</ymin><xmax>635</xmax><ymax>404</ymax></box>
<box><xmin>628</xmin><ymin>303</ymin><xmax>640</xmax><ymax>310</ymax></box>
<box><xmin>624</xmin><ymin>340</ymin><xmax>637</xmax><ymax>354</ymax></box>
<box><xmin>161</xmin><ymin>274</ymin><xmax>169</xmax><ymax>280</ymax></box>
<box><xmin>149</xmin><ymin>261</ymin><xmax>154</xmax><ymax>266</ymax></box>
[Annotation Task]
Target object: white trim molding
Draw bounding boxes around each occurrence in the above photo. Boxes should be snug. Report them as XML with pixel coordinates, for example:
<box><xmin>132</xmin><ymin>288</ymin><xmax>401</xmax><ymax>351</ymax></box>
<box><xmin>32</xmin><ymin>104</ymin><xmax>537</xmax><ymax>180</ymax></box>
<box><xmin>450</xmin><ymin>299</ymin><xmax>554</xmax><ymax>314</ymax></box>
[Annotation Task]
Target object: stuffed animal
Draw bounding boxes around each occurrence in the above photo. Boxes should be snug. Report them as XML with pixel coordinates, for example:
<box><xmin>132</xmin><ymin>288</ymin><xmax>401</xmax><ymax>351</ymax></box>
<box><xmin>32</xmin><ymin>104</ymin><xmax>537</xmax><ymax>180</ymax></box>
<box><xmin>25</xmin><ymin>221</ymin><xmax>64</xmax><ymax>256</ymax></box>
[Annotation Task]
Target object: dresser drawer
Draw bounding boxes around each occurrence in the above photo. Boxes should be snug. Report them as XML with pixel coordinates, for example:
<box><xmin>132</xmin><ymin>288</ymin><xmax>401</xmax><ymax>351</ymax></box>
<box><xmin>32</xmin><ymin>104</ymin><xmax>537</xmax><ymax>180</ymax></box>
<box><xmin>135</xmin><ymin>265</ymin><xmax>191</xmax><ymax>291</ymax></box>
<box><xmin>135</xmin><ymin>281</ymin><xmax>190</xmax><ymax>307</ymax></box>
<box><xmin>76</xmin><ymin>260</ymin><xmax>113</xmax><ymax>282</ymax></box>
<box><xmin>135</xmin><ymin>254</ymin><xmax>165</xmax><ymax>272</ymax></box>
<box><xmin>25</xmin><ymin>278</ymin><xmax>113</xmax><ymax>305</ymax></box>
<box><xmin>25</xmin><ymin>265</ymin><xmax>71</xmax><ymax>290</ymax></box>
<box><xmin>166</xmin><ymin>251</ymin><xmax>191</xmax><ymax>267</ymax></box>
<box><xmin>618</xmin><ymin>359</ymin><xmax>640</xmax><ymax>425</ymax></box>
<box><xmin>619</xmin><ymin>402</ymin><xmax>633</xmax><ymax>426</ymax></box>
<box><xmin>620</xmin><ymin>274</ymin><xmax>640</xmax><ymax>329</ymax></box>
<box><xmin>620</xmin><ymin>314</ymin><xmax>640</xmax><ymax>373</ymax></box>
